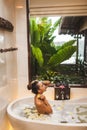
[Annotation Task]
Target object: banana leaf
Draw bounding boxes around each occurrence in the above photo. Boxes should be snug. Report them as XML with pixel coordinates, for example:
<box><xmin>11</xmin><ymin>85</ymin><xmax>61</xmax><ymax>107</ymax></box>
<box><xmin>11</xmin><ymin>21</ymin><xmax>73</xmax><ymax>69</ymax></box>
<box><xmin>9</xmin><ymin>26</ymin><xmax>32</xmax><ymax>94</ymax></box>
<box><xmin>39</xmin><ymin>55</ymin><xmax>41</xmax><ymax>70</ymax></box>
<box><xmin>31</xmin><ymin>44</ymin><xmax>44</xmax><ymax>67</ymax></box>
<box><xmin>57</xmin><ymin>40</ymin><xmax>76</xmax><ymax>51</ymax></box>
<box><xmin>48</xmin><ymin>45</ymin><xmax>77</xmax><ymax>67</ymax></box>
<box><xmin>30</xmin><ymin>18</ymin><xmax>40</xmax><ymax>45</ymax></box>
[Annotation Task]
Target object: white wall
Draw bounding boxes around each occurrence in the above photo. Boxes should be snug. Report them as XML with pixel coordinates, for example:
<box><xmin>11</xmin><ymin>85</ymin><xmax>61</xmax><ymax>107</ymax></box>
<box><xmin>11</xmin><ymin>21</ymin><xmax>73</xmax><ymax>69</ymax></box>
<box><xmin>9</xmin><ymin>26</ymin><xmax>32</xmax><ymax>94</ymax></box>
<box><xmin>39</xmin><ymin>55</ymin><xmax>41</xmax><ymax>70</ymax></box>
<box><xmin>0</xmin><ymin>0</ymin><xmax>29</xmax><ymax>101</ymax></box>
<box><xmin>0</xmin><ymin>0</ymin><xmax>29</xmax><ymax>129</ymax></box>
<box><xmin>0</xmin><ymin>0</ymin><xmax>18</xmax><ymax>130</ymax></box>
<box><xmin>15</xmin><ymin>0</ymin><xmax>29</xmax><ymax>98</ymax></box>
<box><xmin>0</xmin><ymin>0</ymin><xmax>18</xmax><ymax>104</ymax></box>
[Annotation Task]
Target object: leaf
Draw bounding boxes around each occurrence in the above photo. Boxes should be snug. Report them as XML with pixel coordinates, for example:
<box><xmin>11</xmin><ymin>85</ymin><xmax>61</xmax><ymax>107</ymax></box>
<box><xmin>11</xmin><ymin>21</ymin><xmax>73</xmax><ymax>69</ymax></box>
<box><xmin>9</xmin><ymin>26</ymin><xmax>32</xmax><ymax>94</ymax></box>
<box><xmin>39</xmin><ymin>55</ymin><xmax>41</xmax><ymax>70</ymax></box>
<box><xmin>48</xmin><ymin>46</ymin><xmax>77</xmax><ymax>67</ymax></box>
<box><xmin>57</xmin><ymin>40</ymin><xmax>76</xmax><ymax>51</ymax></box>
<box><xmin>50</xmin><ymin>18</ymin><xmax>62</xmax><ymax>34</ymax></box>
<box><xmin>30</xmin><ymin>19</ymin><xmax>40</xmax><ymax>44</ymax></box>
<box><xmin>31</xmin><ymin>45</ymin><xmax>44</xmax><ymax>67</ymax></box>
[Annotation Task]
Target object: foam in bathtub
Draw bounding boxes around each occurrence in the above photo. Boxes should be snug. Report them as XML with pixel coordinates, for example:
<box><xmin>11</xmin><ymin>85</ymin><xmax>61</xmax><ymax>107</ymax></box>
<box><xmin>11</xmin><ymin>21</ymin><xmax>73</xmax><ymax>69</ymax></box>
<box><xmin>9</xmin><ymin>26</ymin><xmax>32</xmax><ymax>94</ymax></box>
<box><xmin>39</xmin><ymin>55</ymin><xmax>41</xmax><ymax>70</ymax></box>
<box><xmin>13</xmin><ymin>103</ymin><xmax>87</xmax><ymax>123</ymax></box>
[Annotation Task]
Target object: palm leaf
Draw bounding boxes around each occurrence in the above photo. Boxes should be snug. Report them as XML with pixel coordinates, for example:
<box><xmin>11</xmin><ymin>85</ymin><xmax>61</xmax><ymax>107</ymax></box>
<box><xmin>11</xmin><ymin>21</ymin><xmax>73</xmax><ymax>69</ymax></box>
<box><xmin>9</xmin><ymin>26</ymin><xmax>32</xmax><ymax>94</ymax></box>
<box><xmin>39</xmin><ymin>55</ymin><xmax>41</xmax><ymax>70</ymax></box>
<box><xmin>48</xmin><ymin>46</ymin><xmax>77</xmax><ymax>67</ymax></box>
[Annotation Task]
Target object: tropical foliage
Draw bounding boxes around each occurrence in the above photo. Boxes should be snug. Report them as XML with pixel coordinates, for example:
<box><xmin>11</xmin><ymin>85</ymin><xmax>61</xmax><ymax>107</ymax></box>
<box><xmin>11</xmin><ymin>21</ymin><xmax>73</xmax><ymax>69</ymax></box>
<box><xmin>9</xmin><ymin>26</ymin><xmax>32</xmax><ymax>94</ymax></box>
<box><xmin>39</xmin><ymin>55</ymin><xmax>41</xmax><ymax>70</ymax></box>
<box><xmin>30</xmin><ymin>17</ymin><xmax>77</xmax><ymax>80</ymax></box>
<box><xmin>48</xmin><ymin>40</ymin><xmax>77</xmax><ymax>68</ymax></box>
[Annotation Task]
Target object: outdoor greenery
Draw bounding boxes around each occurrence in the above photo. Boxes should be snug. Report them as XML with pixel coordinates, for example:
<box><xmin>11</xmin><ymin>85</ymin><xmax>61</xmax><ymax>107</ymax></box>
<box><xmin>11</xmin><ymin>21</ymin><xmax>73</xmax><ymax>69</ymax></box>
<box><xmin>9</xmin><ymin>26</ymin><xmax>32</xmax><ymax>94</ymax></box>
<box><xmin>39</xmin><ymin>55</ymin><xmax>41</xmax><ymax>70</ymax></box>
<box><xmin>30</xmin><ymin>17</ymin><xmax>80</xmax><ymax>83</ymax></box>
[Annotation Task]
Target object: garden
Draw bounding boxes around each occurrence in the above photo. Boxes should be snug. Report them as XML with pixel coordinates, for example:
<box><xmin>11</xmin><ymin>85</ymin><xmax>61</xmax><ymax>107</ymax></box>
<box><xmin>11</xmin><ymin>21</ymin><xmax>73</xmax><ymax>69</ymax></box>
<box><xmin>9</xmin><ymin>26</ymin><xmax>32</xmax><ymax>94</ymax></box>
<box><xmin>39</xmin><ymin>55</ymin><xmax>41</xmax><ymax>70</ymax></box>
<box><xmin>29</xmin><ymin>17</ymin><xmax>86</xmax><ymax>85</ymax></box>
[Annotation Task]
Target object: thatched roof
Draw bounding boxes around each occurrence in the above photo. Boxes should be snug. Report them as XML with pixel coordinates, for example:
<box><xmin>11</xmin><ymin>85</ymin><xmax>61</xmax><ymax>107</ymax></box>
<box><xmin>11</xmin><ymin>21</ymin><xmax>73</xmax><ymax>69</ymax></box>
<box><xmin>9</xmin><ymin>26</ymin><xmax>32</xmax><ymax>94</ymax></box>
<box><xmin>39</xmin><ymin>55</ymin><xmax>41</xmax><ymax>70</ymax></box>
<box><xmin>59</xmin><ymin>16</ymin><xmax>87</xmax><ymax>35</ymax></box>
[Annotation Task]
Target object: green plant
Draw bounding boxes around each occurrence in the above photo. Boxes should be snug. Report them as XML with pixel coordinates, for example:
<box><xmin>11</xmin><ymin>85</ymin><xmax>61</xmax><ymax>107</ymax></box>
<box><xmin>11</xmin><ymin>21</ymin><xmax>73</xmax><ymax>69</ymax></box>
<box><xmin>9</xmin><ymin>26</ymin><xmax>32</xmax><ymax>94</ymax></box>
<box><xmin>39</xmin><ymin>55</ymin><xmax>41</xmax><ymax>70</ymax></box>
<box><xmin>30</xmin><ymin>17</ymin><xmax>77</xmax><ymax>79</ymax></box>
<box><xmin>48</xmin><ymin>40</ymin><xmax>76</xmax><ymax>68</ymax></box>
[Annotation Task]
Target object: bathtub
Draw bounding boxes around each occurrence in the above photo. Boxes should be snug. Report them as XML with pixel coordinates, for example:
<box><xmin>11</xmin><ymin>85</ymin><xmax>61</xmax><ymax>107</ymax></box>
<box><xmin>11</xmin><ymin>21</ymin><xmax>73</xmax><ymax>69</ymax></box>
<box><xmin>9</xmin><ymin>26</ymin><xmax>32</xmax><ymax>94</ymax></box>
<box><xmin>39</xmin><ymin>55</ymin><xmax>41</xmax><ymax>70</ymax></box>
<box><xmin>7</xmin><ymin>96</ymin><xmax>87</xmax><ymax>130</ymax></box>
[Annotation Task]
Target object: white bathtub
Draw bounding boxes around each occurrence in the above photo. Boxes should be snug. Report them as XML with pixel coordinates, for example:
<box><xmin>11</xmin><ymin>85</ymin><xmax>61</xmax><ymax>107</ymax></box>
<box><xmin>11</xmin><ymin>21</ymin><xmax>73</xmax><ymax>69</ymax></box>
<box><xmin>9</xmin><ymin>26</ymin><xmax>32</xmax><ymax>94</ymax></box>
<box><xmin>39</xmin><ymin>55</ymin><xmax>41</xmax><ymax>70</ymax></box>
<box><xmin>7</xmin><ymin>96</ymin><xmax>87</xmax><ymax>130</ymax></box>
